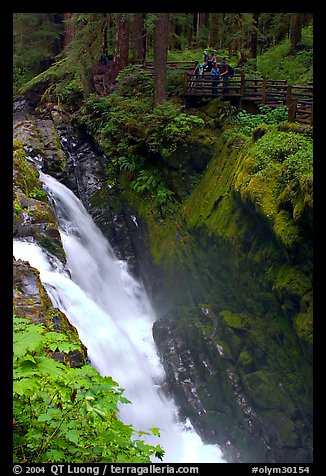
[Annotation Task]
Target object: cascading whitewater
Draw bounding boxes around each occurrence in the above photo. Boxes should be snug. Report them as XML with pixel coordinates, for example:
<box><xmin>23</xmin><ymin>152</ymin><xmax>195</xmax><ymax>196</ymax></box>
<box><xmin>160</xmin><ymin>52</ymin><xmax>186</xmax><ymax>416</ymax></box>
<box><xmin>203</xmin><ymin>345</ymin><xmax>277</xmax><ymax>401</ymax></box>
<box><xmin>13</xmin><ymin>171</ymin><xmax>225</xmax><ymax>463</ymax></box>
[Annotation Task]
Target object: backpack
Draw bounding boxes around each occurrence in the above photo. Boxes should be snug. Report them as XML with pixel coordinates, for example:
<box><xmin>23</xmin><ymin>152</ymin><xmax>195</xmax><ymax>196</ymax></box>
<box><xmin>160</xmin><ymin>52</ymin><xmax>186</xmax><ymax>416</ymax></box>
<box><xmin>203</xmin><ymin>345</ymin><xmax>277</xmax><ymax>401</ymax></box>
<box><xmin>228</xmin><ymin>65</ymin><xmax>235</xmax><ymax>76</ymax></box>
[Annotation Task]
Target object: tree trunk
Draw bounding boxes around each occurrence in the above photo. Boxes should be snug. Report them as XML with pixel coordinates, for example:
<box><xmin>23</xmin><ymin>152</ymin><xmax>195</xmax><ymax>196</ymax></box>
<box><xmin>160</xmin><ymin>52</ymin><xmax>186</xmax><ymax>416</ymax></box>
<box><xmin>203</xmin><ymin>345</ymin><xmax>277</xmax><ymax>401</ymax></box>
<box><xmin>131</xmin><ymin>13</ymin><xmax>145</xmax><ymax>61</ymax></box>
<box><xmin>251</xmin><ymin>13</ymin><xmax>260</xmax><ymax>59</ymax></box>
<box><xmin>102</xmin><ymin>13</ymin><xmax>108</xmax><ymax>51</ymax></box>
<box><xmin>197</xmin><ymin>13</ymin><xmax>206</xmax><ymax>31</ymax></box>
<box><xmin>112</xmin><ymin>13</ymin><xmax>130</xmax><ymax>81</ymax></box>
<box><xmin>153</xmin><ymin>13</ymin><xmax>169</xmax><ymax>105</ymax></box>
<box><xmin>63</xmin><ymin>13</ymin><xmax>75</xmax><ymax>47</ymax></box>
<box><xmin>208</xmin><ymin>13</ymin><xmax>220</xmax><ymax>47</ymax></box>
<box><xmin>81</xmin><ymin>66</ymin><xmax>95</xmax><ymax>100</ymax></box>
<box><xmin>289</xmin><ymin>13</ymin><xmax>304</xmax><ymax>54</ymax></box>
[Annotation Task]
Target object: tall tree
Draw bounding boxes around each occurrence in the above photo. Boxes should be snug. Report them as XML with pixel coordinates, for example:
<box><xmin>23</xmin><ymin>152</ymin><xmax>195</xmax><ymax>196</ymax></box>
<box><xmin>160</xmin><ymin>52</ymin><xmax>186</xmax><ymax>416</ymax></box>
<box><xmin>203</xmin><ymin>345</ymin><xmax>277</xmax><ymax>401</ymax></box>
<box><xmin>63</xmin><ymin>13</ymin><xmax>75</xmax><ymax>47</ymax></box>
<box><xmin>111</xmin><ymin>13</ymin><xmax>130</xmax><ymax>81</ymax></box>
<box><xmin>197</xmin><ymin>13</ymin><xmax>206</xmax><ymax>32</ymax></box>
<box><xmin>131</xmin><ymin>13</ymin><xmax>145</xmax><ymax>61</ymax></box>
<box><xmin>102</xmin><ymin>13</ymin><xmax>108</xmax><ymax>51</ymax></box>
<box><xmin>250</xmin><ymin>12</ymin><xmax>260</xmax><ymax>59</ymax></box>
<box><xmin>289</xmin><ymin>12</ymin><xmax>304</xmax><ymax>54</ymax></box>
<box><xmin>153</xmin><ymin>13</ymin><xmax>169</xmax><ymax>105</ymax></box>
<box><xmin>208</xmin><ymin>13</ymin><xmax>220</xmax><ymax>48</ymax></box>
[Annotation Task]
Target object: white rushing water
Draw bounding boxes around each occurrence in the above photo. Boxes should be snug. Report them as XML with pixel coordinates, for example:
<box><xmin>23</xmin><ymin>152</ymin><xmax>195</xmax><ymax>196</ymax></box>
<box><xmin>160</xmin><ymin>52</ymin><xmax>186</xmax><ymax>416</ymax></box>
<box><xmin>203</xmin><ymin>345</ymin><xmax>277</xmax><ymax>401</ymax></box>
<box><xmin>13</xmin><ymin>172</ymin><xmax>225</xmax><ymax>463</ymax></box>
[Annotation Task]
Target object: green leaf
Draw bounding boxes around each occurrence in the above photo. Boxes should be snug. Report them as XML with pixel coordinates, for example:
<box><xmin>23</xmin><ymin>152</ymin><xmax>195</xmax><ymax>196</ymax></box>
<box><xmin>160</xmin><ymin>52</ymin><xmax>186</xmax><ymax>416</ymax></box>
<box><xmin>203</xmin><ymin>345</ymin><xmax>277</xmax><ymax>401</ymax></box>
<box><xmin>14</xmin><ymin>326</ymin><xmax>45</xmax><ymax>358</ymax></box>
<box><xmin>65</xmin><ymin>429</ymin><xmax>80</xmax><ymax>444</ymax></box>
<box><xmin>13</xmin><ymin>378</ymin><xmax>39</xmax><ymax>396</ymax></box>
<box><xmin>37</xmin><ymin>413</ymin><xmax>53</xmax><ymax>422</ymax></box>
<box><xmin>93</xmin><ymin>407</ymin><xmax>106</xmax><ymax>419</ymax></box>
<box><xmin>43</xmin><ymin>449</ymin><xmax>67</xmax><ymax>462</ymax></box>
<box><xmin>149</xmin><ymin>427</ymin><xmax>161</xmax><ymax>437</ymax></box>
<box><xmin>35</xmin><ymin>356</ymin><xmax>66</xmax><ymax>376</ymax></box>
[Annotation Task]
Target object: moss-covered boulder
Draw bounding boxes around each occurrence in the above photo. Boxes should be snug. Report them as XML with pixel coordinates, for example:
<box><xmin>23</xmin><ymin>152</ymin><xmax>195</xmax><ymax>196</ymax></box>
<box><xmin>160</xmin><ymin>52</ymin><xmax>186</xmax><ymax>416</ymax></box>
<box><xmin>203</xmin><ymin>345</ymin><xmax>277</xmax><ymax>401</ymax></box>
<box><xmin>13</xmin><ymin>257</ymin><xmax>86</xmax><ymax>368</ymax></box>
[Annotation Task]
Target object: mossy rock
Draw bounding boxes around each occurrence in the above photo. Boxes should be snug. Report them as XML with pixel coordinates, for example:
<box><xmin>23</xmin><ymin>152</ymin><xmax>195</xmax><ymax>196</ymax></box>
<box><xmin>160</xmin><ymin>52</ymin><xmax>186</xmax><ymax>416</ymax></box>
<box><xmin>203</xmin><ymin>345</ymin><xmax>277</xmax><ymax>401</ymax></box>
<box><xmin>274</xmin><ymin>265</ymin><xmax>311</xmax><ymax>299</ymax></box>
<box><xmin>13</xmin><ymin>257</ymin><xmax>52</xmax><ymax>324</ymax></box>
<box><xmin>243</xmin><ymin>370</ymin><xmax>283</xmax><ymax>410</ymax></box>
<box><xmin>13</xmin><ymin>141</ymin><xmax>41</xmax><ymax>196</ymax></box>
<box><xmin>46</xmin><ymin>307</ymin><xmax>87</xmax><ymax>368</ymax></box>
<box><xmin>262</xmin><ymin>410</ymin><xmax>298</xmax><ymax>448</ymax></box>
<box><xmin>237</xmin><ymin>349</ymin><xmax>255</xmax><ymax>373</ymax></box>
<box><xmin>294</xmin><ymin>309</ymin><xmax>313</xmax><ymax>345</ymax></box>
<box><xmin>220</xmin><ymin>310</ymin><xmax>245</xmax><ymax>330</ymax></box>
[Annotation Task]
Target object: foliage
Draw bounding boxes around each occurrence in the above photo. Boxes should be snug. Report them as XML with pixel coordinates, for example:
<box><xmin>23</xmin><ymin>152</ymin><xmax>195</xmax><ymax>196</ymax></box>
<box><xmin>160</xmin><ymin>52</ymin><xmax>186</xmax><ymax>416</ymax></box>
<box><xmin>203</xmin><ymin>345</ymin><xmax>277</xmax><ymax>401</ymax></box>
<box><xmin>54</xmin><ymin>79</ymin><xmax>84</xmax><ymax>105</ymax></box>
<box><xmin>234</xmin><ymin>105</ymin><xmax>289</xmax><ymax>136</ymax></box>
<box><xmin>76</xmin><ymin>93</ymin><xmax>208</xmax><ymax>213</ymax></box>
<box><xmin>166</xmin><ymin>69</ymin><xmax>185</xmax><ymax>97</ymax></box>
<box><xmin>13</xmin><ymin>316</ymin><xmax>164</xmax><ymax>463</ymax></box>
<box><xmin>256</xmin><ymin>25</ymin><xmax>313</xmax><ymax>84</ymax></box>
<box><xmin>233</xmin><ymin>129</ymin><xmax>313</xmax><ymax>245</ymax></box>
<box><xmin>29</xmin><ymin>187</ymin><xmax>48</xmax><ymax>201</ymax></box>
<box><xmin>17</xmin><ymin>13</ymin><xmax>106</xmax><ymax>97</ymax></box>
<box><xmin>14</xmin><ymin>201</ymin><xmax>23</xmax><ymax>215</ymax></box>
<box><xmin>13</xmin><ymin>13</ymin><xmax>63</xmax><ymax>93</ymax></box>
<box><xmin>116</xmin><ymin>66</ymin><xmax>154</xmax><ymax>98</ymax></box>
<box><xmin>13</xmin><ymin>141</ymin><xmax>43</xmax><ymax>197</ymax></box>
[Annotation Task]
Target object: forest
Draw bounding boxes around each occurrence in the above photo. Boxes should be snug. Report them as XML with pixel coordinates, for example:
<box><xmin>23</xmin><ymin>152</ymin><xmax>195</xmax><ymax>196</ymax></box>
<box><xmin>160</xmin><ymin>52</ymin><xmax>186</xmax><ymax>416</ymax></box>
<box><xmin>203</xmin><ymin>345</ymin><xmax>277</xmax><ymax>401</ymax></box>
<box><xmin>13</xmin><ymin>12</ymin><xmax>313</xmax><ymax>467</ymax></box>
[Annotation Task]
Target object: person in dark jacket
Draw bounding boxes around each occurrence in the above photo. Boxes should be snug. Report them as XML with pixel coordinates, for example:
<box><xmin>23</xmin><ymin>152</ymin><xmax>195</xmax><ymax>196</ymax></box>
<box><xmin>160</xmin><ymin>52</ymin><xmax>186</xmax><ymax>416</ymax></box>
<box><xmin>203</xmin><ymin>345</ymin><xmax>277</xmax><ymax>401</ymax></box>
<box><xmin>220</xmin><ymin>57</ymin><xmax>230</xmax><ymax>94</ymax></box>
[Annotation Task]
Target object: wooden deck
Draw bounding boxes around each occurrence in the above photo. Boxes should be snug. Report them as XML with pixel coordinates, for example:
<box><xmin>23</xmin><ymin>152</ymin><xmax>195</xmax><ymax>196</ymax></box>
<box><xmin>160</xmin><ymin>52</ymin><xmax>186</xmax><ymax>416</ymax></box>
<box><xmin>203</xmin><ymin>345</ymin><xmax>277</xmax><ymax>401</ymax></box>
<box><xmin>95</xmin><ymin>60</ymin><xmax>313</xmax><ymax>125</ymax></box>
<box><xmin>184</xmin><ymin>73</ymin><xmax>313</xmax><ymax>125</ymax></box>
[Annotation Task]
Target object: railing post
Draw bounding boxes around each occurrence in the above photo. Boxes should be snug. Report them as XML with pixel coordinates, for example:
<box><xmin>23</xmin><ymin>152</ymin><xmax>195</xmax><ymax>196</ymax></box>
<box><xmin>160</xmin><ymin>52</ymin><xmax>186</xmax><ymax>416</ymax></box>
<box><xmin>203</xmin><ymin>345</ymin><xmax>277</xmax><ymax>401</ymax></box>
<box><xmin>287</xmin><ymin>98</ymin><xmax>297</xmax><ymax>122</ymax></box>
<box><xmin>262</xmin><ymin>78</ymin><xmax>267</xmax><ymax>103</ymax></box>
<box><xmin>240</xmin><ymin>72</ymin><xmax>245</xmax><ymax>96</ymax></box>
<box><xmin>184</xmin><ymin>72</ymin><xmax>189</xmax><ymax>93</ymax></box>
<box><xmin>285</xmin><ymin>84</ymin><xmax>292</xmax><ymax>106</ymax></box>
<box><xmin>310</xmin><ymin>103</ymin><xmax>313</xmax><ymax>126</ymax></box>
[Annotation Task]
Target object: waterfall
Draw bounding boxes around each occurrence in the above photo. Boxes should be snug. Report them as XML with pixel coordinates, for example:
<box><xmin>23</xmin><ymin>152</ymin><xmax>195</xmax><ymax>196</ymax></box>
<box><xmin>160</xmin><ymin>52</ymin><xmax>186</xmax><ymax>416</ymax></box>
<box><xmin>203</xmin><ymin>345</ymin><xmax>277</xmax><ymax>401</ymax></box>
<box><xmin>13</xmin><ymin>171</ymin><xmax>225</xmax><ymax>463</ymax></box>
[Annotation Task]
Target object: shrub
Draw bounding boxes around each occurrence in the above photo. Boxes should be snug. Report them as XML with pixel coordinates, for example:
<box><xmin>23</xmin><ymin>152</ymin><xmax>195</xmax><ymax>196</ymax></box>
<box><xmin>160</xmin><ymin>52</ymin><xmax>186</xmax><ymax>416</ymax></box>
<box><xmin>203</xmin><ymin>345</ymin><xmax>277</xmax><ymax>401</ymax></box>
<box><xmin>13</xmin><ymin>316</ymin><xmax>164</xmax><ymax>463</ymax></box>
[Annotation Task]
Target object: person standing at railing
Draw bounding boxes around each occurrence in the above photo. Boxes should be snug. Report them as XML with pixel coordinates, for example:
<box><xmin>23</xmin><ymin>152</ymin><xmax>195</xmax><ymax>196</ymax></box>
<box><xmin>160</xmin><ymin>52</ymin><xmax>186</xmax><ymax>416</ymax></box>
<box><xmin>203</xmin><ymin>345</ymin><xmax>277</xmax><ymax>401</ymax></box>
<box><xmin>210</xmin><ymin>63</ymin><xmax>220</xmax><ymax>95</ymax></box>
<box><xmin>220</xmin><ymin>57</ymin><xmax>233</xmax><ymax>95</ymax></box>
<box><xmin>189</xmin><ymin>60</ymin><xmax>201</xmax><ymax>92</ymax></box>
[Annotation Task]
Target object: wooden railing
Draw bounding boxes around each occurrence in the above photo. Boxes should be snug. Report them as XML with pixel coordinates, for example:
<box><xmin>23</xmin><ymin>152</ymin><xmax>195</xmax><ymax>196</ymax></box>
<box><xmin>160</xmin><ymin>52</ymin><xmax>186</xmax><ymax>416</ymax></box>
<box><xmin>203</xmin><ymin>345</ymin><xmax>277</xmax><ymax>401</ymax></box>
<box><xmin>184</xmin><ymin>73</ymin><xmax>313</xmax><ymax>125</ymax></box>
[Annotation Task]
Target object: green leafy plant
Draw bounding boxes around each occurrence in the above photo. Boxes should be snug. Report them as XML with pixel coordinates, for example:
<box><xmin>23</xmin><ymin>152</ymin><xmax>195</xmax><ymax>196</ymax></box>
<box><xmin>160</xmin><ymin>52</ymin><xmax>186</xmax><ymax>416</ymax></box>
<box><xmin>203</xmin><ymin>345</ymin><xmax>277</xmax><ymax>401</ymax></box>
<box><xmin>13</xmin><ymin>316</ymin><xmax>164</xmax><ymax>463</ymax></box>
<box><xmin>14</xmin><ymin>201</ymin><xmax>23</xmax><ymax>215</ymax></box>
<box><xmin>235</xmin><ymin>105</ymin><xmax>288</xmax><ymax>136</ymax></box>
<box><xmin>29</xmin><ymin>187</ymin><xmax>47</xmax><ymax>201</ymax></box>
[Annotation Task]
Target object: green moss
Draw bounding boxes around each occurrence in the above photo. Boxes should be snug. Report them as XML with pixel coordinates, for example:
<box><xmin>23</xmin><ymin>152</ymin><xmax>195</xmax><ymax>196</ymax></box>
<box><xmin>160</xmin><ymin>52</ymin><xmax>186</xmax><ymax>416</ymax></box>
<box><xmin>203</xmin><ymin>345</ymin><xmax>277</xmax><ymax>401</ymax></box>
<box><xmin>263</xmin><ymin>410</ymin><xmax>298</xmax><ymax>447</ymax></box>
<box><xmin>13</xmin><ymin>141</ymin><xmax>41</xmax><ymax>196</ymax></box>
<box><xmin>14</xmin><ymin>200</ymin><xmax>23</xmax><ymax>215</ymax></box>
<box><xmin>243</xmin><ymin>370</ymin><xmax>282</xmax><ymax>409</ymax></box>
<box><xmin>294</xmin><ymin>309</ymin><xmax>313</xmax><ymax>345</ymax></box>
<box><xmin>28</xmin><ymin>203</ymin><xmax>56</xmax><ymax>224</ymax></box>
<box><xmin>38</xmin><ymin>235</ymin><xmax>64</xmax><ymax>260</ymax></box>
<box><xmin>238</xmin><ymin>350</ymin><xmax>253</xmax><ymax>368</ymax></box>
<box><xmin>220</xmin><ymin>310</ymin><xmax>244</xmax><ymax>330</ymax></box>
<box><xmin>274</xmin><ymin>265</ymin><xmax>311</xmax><ymax>297</ymax></box>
